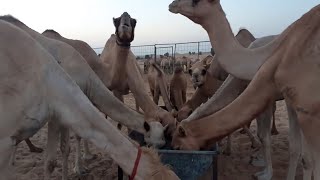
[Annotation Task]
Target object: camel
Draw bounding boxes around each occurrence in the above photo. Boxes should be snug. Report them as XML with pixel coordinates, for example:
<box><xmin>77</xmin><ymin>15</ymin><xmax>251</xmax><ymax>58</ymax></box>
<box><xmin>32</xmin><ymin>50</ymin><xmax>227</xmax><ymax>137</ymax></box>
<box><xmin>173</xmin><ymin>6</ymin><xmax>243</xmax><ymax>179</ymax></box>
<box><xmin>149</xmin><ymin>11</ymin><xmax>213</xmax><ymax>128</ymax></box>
<box><xmin>147</xmin><ymin>62</ymin><xmax>175</xmax><ymax>112</ymax></box>
<box><xmin>177</xmin><ymin>31</ymin><xmax>263</xmax><ymax>154</ymax></box>
<box><xmin>160</xmin><ymin>57</ymin><xmax>174</xmax><ymax>74</ymax></box>
<box><xmin>0</xmin><ymin>15</ymin><xmax>167</xmax><ymax>179</ymax></box>
<box><xmin>92</xmin><ymin>12</ymin><xmax>177</xmax><ymax>135</ymax></box>
<box><xmin>170</xmin><ymin>66</ymin><xmax>188</xmax><ymax>110</ymax></box>
<box><xmin>0</xmin><ymin>20</ymin><xmax>179</xmax><ymax>180</ymax></box>
<box><xmin>169</xmin><ymin>0</ymin><xmax>320</xmax><ymax>179</ymax></box>
<box><xmin>144</xmin><ymin>59</ymin><xmax>151</xmax><ymax>74</ymax></box>
<box><xmin>175</xmin><ymin>56</ymin><xmax>192</xmax><ymax>72</ymax></box>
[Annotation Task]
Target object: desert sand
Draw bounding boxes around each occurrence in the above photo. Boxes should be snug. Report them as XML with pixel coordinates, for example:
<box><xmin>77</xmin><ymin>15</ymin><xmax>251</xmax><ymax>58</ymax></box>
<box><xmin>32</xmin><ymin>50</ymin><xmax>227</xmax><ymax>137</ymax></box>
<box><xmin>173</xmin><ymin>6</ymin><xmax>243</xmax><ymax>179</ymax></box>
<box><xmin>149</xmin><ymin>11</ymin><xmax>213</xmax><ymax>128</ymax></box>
<box><xmin>14</xmin><ymin>73</ymin><xmax>302</xmax><ymax>180</ymax></box>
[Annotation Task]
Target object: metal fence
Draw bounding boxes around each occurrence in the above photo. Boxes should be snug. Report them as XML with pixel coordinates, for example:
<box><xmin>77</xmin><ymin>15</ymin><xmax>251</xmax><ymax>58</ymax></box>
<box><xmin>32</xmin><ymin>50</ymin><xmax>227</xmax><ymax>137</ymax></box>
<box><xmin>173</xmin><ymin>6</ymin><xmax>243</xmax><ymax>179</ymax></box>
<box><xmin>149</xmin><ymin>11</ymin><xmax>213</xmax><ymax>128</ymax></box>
<box><xmin>93</xmin><ymin>40</ymin><xmax>212</xmax><ymax>73</ymax></box>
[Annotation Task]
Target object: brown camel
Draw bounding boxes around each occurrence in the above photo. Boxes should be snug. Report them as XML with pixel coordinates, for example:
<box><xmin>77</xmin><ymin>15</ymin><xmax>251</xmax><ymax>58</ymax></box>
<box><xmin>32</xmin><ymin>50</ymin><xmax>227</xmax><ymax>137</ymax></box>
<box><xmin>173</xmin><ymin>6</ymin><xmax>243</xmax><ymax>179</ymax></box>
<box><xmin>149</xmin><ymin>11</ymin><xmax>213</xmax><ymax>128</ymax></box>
<box><xmin>95</xmin><ymin>12</ymin><xmax>177</xmax><ymax>135</ymax></box>
<box><xmin>0</xmin><ymin>19</ymin><xmax>179</xmax><ymax>180</ymax></box>
<box><xmin>169</xmin><ymin>0</ymin><xmax>320</xmax><ymax>179</ymax></box>
<box><xmin>0</xmin><ymin>15</ymin><xmax>167</xmax><ymax>179</ymax></box>
<box><xmin>170</xmin><ymin>66</ymin><xmax>188</xmax><ymax>110</ymax></box>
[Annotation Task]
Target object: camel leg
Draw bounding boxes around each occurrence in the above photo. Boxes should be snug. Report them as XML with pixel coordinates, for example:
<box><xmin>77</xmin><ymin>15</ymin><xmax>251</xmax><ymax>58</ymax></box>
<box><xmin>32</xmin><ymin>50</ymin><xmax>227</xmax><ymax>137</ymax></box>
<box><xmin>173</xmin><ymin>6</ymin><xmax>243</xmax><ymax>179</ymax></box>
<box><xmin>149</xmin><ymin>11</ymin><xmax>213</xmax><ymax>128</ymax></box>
<box><xmin>301</xmin><ymin>133</ymin><xmax>313</xmax><ymax>180</ymax></box>
<box><xmin>222</xmin><ymin>134</ymin><xmax>232</xmax><ymax>156</ymax></box>
<box><xmin>83</xmin><ymin>141</ymin><xmax>95</xmax><ymax>160</ymax></box>
<box><xmin>153</xmin><ymin>89</ymin><xmax>160</xmax><ymax>105</ymax></box>
<box><xmin>25</xmin><ymin>138</ymin><xmax>43</xmax><ymax>153</ymax></box>
<box><xmin>0</xmin><ymin>137</ymin><xmax>16</xmax><ymax>180</ymax></box>
<box><xmin>60</xmin><ymin>127</ymin><xmax>70</xmax><ymax>180</ymax></box>
<box><xmin>135</xmin><ymin>99</ymin><xmax>140</xmax><ymax>113</ymax></box>
<box><xmin>271</xmin><ymin>102</ymin><xmax>279</xmax><ymax>135</ymax></box>
<box><xmin>286</xmin><ymin>102</ymin><xmax>302</xmax><ymax>180</ymax></box>
<box><xmin>242</xmin><ymin>126</ymin><xmax>261</xmax><ymax>149</ymax></box>
<box><xmin>253</xmin><ymin>106</ymin><xmax>273</xmax><ymax>180</ymax></box>
<box><xmin>182</xmin><ymin>90</ymin><xmax>187</xmax><ymax>104</ymax></box>
<box><xmin>44</xmin><ymin>121</ymin><xmax>60</xmax><ymax>180</ymax></box>
<box><xmin>113</xmin><ymin>91</ymin><xmax>124</xmax><ymax>130</ymax></box>
<box><xmin>74</xmin><ymin>136</ymin><xmax>89</xmax><ymax>176</ymax></box>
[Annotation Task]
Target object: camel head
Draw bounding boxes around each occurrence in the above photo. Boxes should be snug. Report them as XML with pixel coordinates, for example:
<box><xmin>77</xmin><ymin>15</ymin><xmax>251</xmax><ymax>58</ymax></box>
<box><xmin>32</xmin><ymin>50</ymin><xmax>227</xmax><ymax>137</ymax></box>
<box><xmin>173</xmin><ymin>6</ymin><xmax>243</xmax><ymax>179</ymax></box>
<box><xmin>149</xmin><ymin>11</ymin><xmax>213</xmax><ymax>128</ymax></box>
<box><xmin>171</xmin><ymin>122</ymin><xmax>203</xmax><ymax>150</ymax></box>
<box><xmin>188</xmin><ymin>56</ymin><xmax>211</xmax><ymax>89</ymax></box>
<box><xmin>113</xmin><ymin>12</ymin><xmax>137</xmax><ymax>46</ymax></box>
<box><xmin>144</xmin><ymin>121</ymin><xmax>167</xmax><ymax>148</ymax></box>
<box><xmin>169</xmin><ymin>0</ymin><xmax>219</xmax><ymax>24</ymax></box>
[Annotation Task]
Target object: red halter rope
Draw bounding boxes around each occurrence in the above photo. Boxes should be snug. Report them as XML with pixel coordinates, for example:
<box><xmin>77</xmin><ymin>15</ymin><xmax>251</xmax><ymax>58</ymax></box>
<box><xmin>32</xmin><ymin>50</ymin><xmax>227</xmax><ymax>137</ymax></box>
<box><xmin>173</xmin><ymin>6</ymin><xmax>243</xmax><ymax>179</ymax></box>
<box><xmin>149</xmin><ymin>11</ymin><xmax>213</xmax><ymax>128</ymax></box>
<box><xmin>129</xmin><ymin>147</ymin><xmax>142</xmax><ymax>180</ymax></box>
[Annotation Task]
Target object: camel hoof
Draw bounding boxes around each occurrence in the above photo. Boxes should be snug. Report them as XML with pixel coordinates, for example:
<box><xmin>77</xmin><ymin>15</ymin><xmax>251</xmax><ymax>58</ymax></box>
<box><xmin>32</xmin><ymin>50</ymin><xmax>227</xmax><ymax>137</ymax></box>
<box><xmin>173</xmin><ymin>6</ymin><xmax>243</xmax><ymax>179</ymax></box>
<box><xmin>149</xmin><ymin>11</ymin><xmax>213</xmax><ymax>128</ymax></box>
<box><xmin>253</xmin><ymin>169</ymin><xmax>272</xmax><ymax>180</ymax></box>
<box><xmin>83</xmin><ymin>153</ymin><xmax>97</xmax><ymax>161</ymax></box>
<box><xmin>251</xmin><ymin>140</ymin><xmax>262</xmax><ymax>149</ymax></box>
<box><xmin>271</xmin><ymin>130</ymin><xmax>279</xmax><ymax>135</ymax></box>
<box><xmin>250</xmin><ymin>156</ymin><xmax>266</xmax><ymax>167</ymax></box>
<box><xmin>29</xmin><ymin>146</ymin><xmax>44</xmax><ymax>153</ymax></box>
<box><xmin>74</xmin><ymin>166</ymin><xmax>90</xmax><ymax>176</ymax></box>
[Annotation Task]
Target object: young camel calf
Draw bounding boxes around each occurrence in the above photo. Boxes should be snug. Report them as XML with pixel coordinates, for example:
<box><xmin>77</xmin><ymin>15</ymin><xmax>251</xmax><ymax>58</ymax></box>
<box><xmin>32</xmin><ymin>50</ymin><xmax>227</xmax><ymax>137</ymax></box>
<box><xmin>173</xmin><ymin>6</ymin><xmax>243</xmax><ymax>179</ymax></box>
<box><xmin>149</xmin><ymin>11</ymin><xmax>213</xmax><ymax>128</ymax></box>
<box><xmin>170</xmin><ymin>66</ymin><xmax>188</xmax><ymax>110</ymax></box>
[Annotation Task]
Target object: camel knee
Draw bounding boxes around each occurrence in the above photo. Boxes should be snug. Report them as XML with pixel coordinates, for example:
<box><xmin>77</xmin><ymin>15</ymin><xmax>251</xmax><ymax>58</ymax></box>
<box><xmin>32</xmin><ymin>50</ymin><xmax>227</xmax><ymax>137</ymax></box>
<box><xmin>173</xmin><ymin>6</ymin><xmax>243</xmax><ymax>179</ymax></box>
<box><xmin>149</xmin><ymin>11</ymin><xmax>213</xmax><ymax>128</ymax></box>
<box><xmin>301</xmin><ymin>155</ymin><xmax>313</xmax><ymax>173</ymax></box>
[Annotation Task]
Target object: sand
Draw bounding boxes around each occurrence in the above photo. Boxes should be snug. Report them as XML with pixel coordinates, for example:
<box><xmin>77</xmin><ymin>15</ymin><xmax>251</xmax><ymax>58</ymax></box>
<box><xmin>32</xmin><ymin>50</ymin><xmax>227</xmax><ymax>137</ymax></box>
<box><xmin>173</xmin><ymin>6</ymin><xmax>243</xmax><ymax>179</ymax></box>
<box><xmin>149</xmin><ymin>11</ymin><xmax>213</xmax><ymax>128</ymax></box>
<box><xmin>14</xmin><ymin>74</ymin><xmax>302</xmax><ymax>180</ymax></box>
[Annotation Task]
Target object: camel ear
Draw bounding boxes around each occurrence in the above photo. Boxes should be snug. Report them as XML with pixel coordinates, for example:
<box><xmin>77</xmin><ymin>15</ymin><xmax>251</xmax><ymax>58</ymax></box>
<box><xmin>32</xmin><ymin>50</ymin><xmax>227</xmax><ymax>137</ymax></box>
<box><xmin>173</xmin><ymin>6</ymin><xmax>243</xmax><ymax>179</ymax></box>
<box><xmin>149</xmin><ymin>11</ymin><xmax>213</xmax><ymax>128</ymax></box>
<box><xmin>178</xmin><ymin>126</ymin><xmax>186</xmax><ymax>137</ymax></box>
<box><xmin>144</xmin><ymin>122</ymin><xmax>150</xmax><ymax>132</ymax></box>
<box><xmin>131</xmin><ymin>18</ymin><xmax>137</xmax><ymax>28</ymax></box>
<box><xmin>113</xmin><ymin>17</ymin><xmax>121</xmax><ymax>28</ymax></box>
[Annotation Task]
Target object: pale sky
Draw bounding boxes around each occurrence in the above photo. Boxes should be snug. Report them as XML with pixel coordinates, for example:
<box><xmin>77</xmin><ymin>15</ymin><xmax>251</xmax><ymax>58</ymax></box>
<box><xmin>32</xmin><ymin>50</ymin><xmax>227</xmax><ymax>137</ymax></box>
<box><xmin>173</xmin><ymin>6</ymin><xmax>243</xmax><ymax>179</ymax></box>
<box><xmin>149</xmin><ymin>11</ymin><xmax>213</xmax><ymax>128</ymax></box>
<box><xmin>0</xmin><ymin>0</ymin><xmax>318</xmax><ymax>48</ymax></box>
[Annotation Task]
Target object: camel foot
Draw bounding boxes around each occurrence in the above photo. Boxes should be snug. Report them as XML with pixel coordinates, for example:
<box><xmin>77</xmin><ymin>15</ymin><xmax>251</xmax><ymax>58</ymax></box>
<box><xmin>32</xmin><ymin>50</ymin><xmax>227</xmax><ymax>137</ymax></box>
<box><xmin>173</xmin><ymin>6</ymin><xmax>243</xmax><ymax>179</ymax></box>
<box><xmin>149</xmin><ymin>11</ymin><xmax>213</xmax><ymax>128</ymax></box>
<box><xmin>251</xmin><ymin>140</ymin><xmax>262</xmax><ymax>149</ymax></box>
<box><xmin>250</xmin><ymin>155</ymin><xmax>266</xmax><ymax>167</ymax></box>
<box><xmin>74</xmin><ymin>165</ymin><xmax>90</xmax><ymax>176</ymax></box>
<box><xmin>253</xmin><ymin>169</ymin><xmax>272</xmax><ymax>180</ymax></box>
<box><xmin>271</xmin><ymin>129</ymin><xmax>279</xmax><ymax>135</ymax></box>
<box><xmin>29</xmin><ymin>146</ymin><xmax>44</xmax><ymax>153</ymax></box>
<box><xmin>83</xmin><ymin>153</ymin><xmax>97</xmax><ymax>161</ymax></box>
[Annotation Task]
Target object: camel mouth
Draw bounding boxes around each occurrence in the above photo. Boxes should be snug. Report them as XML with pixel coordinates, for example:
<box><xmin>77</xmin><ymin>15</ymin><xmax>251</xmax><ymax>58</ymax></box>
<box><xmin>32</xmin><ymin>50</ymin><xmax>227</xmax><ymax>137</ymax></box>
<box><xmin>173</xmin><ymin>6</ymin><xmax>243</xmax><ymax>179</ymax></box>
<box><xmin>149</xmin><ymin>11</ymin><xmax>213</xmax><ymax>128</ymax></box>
<box><xmin>169</xmin><ymin>1</ymin><xmax>179</xmax><ymax>14</ymax></box>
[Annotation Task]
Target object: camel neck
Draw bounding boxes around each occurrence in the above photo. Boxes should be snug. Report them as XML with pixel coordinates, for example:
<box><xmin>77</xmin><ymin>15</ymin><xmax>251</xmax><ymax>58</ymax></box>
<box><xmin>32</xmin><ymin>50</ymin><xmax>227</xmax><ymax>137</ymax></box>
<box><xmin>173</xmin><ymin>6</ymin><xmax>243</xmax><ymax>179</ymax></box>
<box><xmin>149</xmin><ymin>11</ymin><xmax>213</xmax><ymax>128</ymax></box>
<box><xmin>202</xmin><ymin>4</ymin><xmax>239</xmax><ymax>56</ymax></box>
<box><xmin>201</xmin><ymin>4</ymin><xmax>281</xmax><ymax>80</ymax></box>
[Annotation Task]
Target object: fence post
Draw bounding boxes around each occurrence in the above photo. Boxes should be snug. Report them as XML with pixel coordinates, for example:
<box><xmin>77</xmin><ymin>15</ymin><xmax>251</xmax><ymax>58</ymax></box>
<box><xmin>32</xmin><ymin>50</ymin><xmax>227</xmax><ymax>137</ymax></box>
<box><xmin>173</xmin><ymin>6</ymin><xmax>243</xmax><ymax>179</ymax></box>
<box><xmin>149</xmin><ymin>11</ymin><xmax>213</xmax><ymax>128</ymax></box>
<box><xmin>154</xmin><ymin>44</ymin><xmax>157</xmax><ymax>63</ymax></box>
<box><xmin>197</xmin><ymin>42</ymin><xmax>200</xmax><ymax>59</ymax></box>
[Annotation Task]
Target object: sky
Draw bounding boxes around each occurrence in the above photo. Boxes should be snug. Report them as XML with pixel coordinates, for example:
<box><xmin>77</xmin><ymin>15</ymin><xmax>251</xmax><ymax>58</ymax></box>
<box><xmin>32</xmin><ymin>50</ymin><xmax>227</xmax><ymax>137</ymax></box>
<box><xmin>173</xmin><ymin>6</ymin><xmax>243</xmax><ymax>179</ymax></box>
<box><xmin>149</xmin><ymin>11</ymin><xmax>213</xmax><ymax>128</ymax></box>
<box><xmin>0</xmin><ymin>0</ymin><xmax>319</xmax><ymax>49</ymax></box>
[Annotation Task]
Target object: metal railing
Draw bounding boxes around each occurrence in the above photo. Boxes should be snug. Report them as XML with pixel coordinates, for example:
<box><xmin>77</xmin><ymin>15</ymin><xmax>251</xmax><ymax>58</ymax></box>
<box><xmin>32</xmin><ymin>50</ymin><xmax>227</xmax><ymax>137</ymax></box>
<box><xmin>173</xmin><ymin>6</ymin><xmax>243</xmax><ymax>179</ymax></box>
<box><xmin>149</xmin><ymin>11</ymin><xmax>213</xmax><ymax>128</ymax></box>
<box><xmin>93</xmin><ymin>40</ymin><xmax>212</xmax><ymax>74</ymax></box>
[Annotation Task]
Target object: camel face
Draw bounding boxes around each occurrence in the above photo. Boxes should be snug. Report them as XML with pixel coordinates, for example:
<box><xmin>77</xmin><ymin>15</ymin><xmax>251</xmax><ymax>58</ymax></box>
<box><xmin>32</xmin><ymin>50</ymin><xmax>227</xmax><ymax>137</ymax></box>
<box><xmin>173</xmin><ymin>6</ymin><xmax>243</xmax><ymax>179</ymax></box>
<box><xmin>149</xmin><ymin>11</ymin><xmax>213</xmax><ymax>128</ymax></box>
<box><xmin>169</xmin><ymin>0</ymin><xmax>217</xmax><ymax>24</ymax></box>
<box><xmin>188</xmin><ymin>57</ymin><xmax>211</xmax><ymax>89</ymax></box>
<box><xmin>144</xmin><ymin>122</ymin><xmax>166</xmax><ymax>148</ymax></box>
<box><xmin>113</xmin><ymin>12</ymin><xmax>136</xmax><ymax>44</ymax></box>
<box><xmin>171</xmin><ymin>123</ymin><xmax>201</xmax><ymax>150</ymax></box>
<box><xmin>189</xmin><ymin>67</ymin><xmax>207</xmax><ymax>89</ymax></box>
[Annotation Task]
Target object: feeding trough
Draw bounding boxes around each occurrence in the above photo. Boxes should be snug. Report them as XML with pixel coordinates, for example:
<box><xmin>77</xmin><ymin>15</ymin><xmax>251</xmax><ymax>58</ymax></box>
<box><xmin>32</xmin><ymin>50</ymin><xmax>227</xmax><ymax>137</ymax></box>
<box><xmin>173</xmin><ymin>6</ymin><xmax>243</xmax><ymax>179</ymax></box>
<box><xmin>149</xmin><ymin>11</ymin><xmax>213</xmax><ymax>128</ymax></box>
<box><xmin>118</xmin><ymin>131</ymin><xmax>219</xmax><ymax>180</ymax></box>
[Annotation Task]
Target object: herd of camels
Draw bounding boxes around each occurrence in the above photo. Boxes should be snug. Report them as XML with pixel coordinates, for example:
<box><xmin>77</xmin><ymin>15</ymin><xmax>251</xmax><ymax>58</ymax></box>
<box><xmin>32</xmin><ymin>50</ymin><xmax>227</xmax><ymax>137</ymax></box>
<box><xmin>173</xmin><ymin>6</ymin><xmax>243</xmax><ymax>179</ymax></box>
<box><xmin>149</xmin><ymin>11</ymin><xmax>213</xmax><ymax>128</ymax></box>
<box><xmin>1</xmin><ymin>0</ymin><xmax>320</xmax><ymax>179</ymax></box>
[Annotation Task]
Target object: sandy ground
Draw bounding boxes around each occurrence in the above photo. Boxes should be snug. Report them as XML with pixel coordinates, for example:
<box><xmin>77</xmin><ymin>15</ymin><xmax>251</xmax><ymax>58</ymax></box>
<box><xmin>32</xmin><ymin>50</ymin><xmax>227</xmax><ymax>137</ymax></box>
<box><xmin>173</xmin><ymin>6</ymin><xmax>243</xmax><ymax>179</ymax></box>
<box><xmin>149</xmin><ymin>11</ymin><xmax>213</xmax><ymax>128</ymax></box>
<box><xmin>14</xmin><ymin>74</ymin><xmax>303</xmax><ymax>180</ymax></box>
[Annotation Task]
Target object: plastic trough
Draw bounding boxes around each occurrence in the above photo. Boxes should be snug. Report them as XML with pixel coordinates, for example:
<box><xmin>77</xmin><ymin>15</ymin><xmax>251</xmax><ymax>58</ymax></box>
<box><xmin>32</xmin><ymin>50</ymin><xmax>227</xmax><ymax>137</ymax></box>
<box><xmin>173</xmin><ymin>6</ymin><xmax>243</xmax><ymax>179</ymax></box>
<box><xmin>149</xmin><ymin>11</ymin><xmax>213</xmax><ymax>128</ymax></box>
<box><xmin>118</xmin><ymin>131</ymin><xmax>219</xmax><ymax>180</ymax></box>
